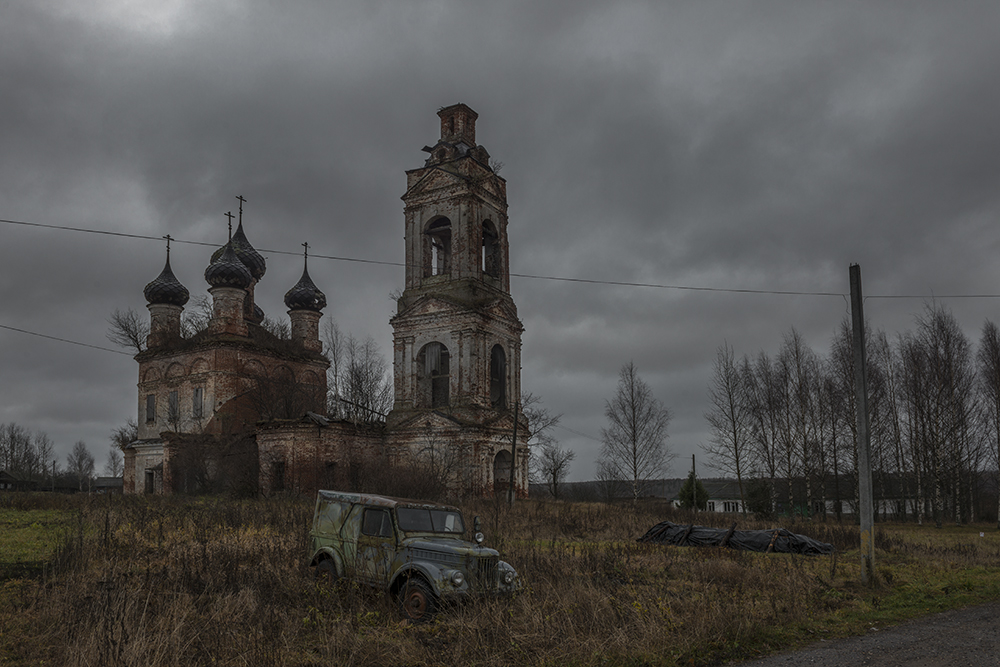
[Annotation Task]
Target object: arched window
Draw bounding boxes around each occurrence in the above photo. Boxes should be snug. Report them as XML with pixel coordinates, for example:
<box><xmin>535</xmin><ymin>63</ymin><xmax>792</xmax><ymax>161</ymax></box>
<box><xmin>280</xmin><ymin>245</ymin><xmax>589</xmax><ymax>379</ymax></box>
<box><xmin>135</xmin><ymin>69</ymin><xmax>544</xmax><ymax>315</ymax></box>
<box><xmin>482</xmin><ymin>220</ymin><xmax>500</xmax><ymax>278</ymax></box>
<box><xmin>425</xmin><ymin>218</ymin><xmax>451</xmax><ymax>277</ymax></box>
<box><xmin>490</xmin><ymin>344</ymin><xmax>506</xmax><ymax>408</ymax></box>
<box><xmin>417</xmin><ymin>342</ymin><xmax>450</xmax><ymax>408</ymax></box>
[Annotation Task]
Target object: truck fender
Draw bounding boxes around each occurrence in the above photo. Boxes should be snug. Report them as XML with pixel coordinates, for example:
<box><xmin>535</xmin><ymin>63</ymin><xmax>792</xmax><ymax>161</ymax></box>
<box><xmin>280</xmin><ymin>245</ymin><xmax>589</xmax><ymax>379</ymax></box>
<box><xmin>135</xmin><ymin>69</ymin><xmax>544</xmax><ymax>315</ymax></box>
<box><xmin>310</xmin><ymin>547</ymin><xmax>345</xmax><ymax>577</ymax></box>
<box><xmin>390</xmin><ymin>562</ymin><xmax>445</xmax><ymax>597</ymax></box>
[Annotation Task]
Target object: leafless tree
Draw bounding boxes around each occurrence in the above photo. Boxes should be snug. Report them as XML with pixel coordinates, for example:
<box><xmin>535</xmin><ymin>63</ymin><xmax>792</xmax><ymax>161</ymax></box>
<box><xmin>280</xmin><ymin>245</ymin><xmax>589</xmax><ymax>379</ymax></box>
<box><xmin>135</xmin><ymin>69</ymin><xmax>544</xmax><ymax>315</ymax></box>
<box><xmin>66</xmin><ymin>440</ymin><xmax>95</xmax><ymax>491</ymax></box>
<box><xmin>323</xmin><ymin>320</ymin><xmax>346</xmax><ymax>416</ymax></box>
<box><xmin>978</xmin><ymin>320</ymin><xmax>1000</xmax><ymax>529</ymax></box>
<box><xmin>243</xmin><ymin>367</ymin><xmax>324</xmax><ymax>421</ymax></box>
<box><xmin>900</xmin><ymin>304</ymin><xmax>978</xmax><ymax>527</ymax></box>
<box><xmin>600</xmin><ymin>362</ymin><xmax>673</xmax><ymax>502</ymax></box>
<box><xmin>523</xmin><ymin>392</ymin><xmax>567</xmax><ymax>495</ymax></box>
<box><xmin>180</xmin><ymin>295</ymin><xmax>213</xmax><ymax>338</ymax></box>
<box><xmin>106</xmin><ymin>307</ymin><xmax>149</xmax><ymax>353</ymax></box>
<box><xmin>702</xmin><ymin>342</ymin><xmax>752</xmax><ymax>513</ymax></box>
<box><xmin>536</xmin><ymin>443</ymin><xmax>575</xmax><ymax>499</ymax></box>
<box><xmin>1</xmin><ymin>423</ymin><xmax>34</xmax><ymax>477</ymax></box>
<box><xmin>261</xmin><ymin>315</ymin><xmax>290</xmax><ymax>340</ymax></box>
<box><xmin>342</xmin><ymin>335</ymin><xmax>393</xmax><ymax>423</ymax></box>
<box><xmin>33</xmin><ymin>432</ymin><xmax>54</xmax><ymax>486</ymax></box>
<box><xmin>104</xmin><ymin>447</ymin><xmax>123</xmax><ymax>477</ymax></box>
<box><xmin>110</xmin><ymin>418</ymin><xmax>138</xmax><ymax>450</ymax></box>
<box><xmin>595</xmin><ymin>459</ymin><xmax>626</xmax><ymax>504</ymax></box>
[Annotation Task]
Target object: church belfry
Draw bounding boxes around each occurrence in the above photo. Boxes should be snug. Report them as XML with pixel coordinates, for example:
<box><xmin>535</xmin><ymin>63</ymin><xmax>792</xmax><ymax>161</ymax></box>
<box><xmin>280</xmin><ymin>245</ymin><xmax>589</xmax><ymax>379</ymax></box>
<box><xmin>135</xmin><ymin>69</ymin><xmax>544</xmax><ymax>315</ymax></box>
<box><xmin>388</xmin><ymin>103</ymin><xmax>528</xmax><ymax>496</ymax></box>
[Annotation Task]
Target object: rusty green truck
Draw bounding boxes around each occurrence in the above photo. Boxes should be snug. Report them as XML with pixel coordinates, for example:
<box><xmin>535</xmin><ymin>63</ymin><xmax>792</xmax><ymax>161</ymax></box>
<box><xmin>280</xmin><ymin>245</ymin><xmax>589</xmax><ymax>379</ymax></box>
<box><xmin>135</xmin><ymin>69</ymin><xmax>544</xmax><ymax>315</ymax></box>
<box><xmin>308</xmin><ymin>490</ymin><xmax>520</xmax><ymax>621</ymax></box>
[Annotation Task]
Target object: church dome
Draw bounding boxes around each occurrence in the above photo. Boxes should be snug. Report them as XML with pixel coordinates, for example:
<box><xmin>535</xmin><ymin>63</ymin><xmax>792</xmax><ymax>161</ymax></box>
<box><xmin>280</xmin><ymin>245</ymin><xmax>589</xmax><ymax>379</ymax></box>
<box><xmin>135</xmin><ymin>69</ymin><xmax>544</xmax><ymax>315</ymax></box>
<box><xmin>144</xmin><ymin>257</ymin><xmax>190</xmax><ymax>306</ymax></box>
<box><xmin>211</xmin><ymin>222</ymin><xmax>266</xmax><ymax>281</ymax></box>
<box><xmin>205</xmin><ymin>241</ymin><xmax>252</xmax><ymax>289</ymax></box>
<box><xmin>284</xmin><ymin>261</ymin><xmax>326</xmax><ymax>312</ymax></box>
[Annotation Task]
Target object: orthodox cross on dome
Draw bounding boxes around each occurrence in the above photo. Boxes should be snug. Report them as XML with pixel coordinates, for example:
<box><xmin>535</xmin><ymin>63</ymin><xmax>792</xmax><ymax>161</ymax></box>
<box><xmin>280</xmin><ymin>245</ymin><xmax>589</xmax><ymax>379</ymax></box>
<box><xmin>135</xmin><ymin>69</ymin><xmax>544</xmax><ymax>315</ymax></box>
<box><xmin>236</xmin><ymin>195</ymin><xmax>247</xmax><ymax>225</ymax></box>
<box><xmin>224</xmin><ymin>211</ymin><xmax>234</xmax><ymax>240</ymax></box>
<box><xmin>302</xmin><ymin>242</ymin><xmax>310</xmax><ymax>268</ymax></box>
<box><xmin>163</xmin><ymin>234</ymin><xmax>173</xmax><ymax>259</ymax></box>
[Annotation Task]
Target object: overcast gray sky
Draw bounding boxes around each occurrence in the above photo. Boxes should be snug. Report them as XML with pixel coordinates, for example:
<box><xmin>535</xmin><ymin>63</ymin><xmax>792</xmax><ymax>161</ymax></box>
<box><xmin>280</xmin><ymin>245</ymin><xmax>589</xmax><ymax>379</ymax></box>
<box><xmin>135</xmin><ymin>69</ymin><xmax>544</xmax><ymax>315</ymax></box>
<box><xmin>2</xmin><ymin>1</ymin><xmax>1000</xmax><ymax>481</ymax></box>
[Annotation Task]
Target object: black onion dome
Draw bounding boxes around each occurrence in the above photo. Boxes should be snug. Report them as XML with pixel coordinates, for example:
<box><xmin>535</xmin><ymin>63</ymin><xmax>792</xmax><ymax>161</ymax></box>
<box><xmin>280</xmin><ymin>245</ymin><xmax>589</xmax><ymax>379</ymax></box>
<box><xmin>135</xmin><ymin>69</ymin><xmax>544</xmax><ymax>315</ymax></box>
<box><xmin>205</xmin><ymin>241</ymin><xmax>252</xmax><ymax>289</ymax></box>
<box><xmin>144</xmin><ymin>257</ymin><xmax>190</xmax><ymax>306</ymax></box>
<box><xmin>284</xmin><ymin>264</ymin><xmax>326</xmax><ymax>312</ymax></box>
<box><xmin>211</xmin><ymin>222</ymin><xmax>266</xmax><ymax>281</ymax></box>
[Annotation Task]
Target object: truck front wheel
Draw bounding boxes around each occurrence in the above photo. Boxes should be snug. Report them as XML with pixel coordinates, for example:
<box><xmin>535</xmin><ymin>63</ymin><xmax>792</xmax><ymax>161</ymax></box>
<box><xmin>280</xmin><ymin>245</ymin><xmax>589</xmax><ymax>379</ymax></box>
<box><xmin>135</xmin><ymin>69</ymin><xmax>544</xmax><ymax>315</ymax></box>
<box><xmin>397</xmin><ymin>578</ymin><xmax>437</xmax><ymax>622</ymax></box>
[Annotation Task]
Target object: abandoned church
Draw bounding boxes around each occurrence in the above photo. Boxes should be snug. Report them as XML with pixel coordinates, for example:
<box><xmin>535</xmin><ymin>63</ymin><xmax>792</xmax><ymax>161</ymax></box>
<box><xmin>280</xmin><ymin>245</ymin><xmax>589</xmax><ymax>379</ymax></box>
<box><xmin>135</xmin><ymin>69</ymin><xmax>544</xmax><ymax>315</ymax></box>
<box><xmin>123</xmin><ymin>104</ymin><xmax>530</xmax><ymax>498</ymax></box>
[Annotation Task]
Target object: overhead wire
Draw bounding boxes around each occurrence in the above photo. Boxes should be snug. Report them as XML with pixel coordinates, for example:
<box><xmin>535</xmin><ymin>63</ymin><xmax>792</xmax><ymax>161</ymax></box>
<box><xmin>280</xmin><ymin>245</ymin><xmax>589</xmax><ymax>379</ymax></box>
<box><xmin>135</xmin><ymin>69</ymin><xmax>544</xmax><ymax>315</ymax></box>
<box><xmin>4</xmin><ymin>215</ymin><xmax>1000</xmax><ymax>359</ymax></box>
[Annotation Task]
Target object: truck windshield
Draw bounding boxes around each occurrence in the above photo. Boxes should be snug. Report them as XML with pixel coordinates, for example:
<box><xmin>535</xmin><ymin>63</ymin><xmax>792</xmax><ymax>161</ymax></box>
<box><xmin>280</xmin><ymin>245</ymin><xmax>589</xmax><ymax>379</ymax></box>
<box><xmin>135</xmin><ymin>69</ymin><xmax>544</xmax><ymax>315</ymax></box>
<box><xmin>396</xmin><ymin>507</ymin><xmax>465</xmax><ymax>534</ymax></box>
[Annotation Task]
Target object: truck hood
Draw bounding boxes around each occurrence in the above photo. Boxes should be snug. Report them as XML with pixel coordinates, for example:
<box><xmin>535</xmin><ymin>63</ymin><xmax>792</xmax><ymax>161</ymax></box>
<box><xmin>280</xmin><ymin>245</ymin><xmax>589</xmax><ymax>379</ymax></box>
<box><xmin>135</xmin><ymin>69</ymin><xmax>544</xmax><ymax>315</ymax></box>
<box><xmin>401</xmin><ymin>536</ymin><xmax>500</xmax><ymax>559</ymax></box>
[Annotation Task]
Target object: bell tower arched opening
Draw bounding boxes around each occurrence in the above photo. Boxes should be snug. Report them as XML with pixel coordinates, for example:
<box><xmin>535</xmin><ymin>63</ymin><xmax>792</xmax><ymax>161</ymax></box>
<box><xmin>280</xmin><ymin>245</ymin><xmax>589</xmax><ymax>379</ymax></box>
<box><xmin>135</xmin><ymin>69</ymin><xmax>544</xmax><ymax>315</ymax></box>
<box><xmin>416</xmin><ymin>342</ymin><xmax>450</xmax><ymax>408</ymax></box>
<box><xmin>482</xmin><ymin>220</ymin><xmax>500</xmax><ymax>279</ymax></box>
<box><xmin>424</xmin><ymin>218</ymin><xmax>451</xmax><ymax>278</ymax></box>
<box><xmin>490</xmin><ymin>344</ymin><xmax>506</xmax><ymax>408</ymax></box>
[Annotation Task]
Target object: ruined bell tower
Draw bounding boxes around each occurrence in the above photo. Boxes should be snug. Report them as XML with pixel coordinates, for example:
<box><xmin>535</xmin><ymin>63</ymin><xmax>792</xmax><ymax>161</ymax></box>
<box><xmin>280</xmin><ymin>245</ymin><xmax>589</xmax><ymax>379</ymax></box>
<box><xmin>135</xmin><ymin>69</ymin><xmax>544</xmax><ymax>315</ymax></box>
<box><xmin>387</xmin><ymin>103</ymin><xmax>529</xmax><ymax>496</ymax></box>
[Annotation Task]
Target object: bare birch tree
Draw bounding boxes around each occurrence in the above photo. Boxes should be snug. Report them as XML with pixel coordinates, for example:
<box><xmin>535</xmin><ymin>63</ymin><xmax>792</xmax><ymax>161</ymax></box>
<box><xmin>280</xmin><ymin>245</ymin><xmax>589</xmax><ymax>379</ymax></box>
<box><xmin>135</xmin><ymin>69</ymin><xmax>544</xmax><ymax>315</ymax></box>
<box><xmin>702</xmin><ymin>342</ymin><xmax>752</xmax><ymax>513</ymax></box>
<box><xmin>978</xmin><ymin>320</ymin><xmax>1000</xmax><ymax>530</ymax></box>
<box><xmin>67</xmin><ymin>441</ymin><xmax>95</xmax><ymax>491</ymax></box>
<box><xmin>600</xmin><ymin>362</ymin><xmax>673</xmax><ymax>502</ymax></box>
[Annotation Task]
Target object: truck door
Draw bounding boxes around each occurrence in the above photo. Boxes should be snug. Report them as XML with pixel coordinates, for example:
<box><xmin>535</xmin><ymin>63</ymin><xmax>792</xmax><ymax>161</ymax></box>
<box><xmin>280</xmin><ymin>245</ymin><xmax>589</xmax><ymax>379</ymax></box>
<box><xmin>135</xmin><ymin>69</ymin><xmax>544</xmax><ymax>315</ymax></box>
<box><xmin>356</xmin><ymin>507</ymin><xmax>395</xmax><ymax>586</ymax></box>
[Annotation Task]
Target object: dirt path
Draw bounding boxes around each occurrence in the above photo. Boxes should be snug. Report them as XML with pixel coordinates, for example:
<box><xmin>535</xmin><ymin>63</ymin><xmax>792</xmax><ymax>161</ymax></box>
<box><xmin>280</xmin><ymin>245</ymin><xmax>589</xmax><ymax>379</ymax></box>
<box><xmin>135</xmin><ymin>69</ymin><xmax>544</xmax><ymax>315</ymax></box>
<box><xmin>731</xmin><ymin>601</ymin><xmax>1000</xmax><ymax>666</ymax></box>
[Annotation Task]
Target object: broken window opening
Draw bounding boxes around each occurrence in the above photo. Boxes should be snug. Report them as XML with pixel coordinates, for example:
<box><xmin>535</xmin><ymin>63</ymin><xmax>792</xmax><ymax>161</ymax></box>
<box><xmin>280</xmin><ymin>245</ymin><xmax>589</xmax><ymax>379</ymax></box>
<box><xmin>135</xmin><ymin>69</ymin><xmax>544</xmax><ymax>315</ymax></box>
<box><xmin>490</xmin><ymin>344</ymin><xmax>507</xmax><ymax>408</ymax></box>
<box><xmin>145</xmin><ymin>394</ymin><xmax>156</xmax><ymax>424</ymax></box>
<box><xmin>192</xmin><ymin>387</ymin><xmax>204</xmax><ymax>420</ymax></box>
<box><xmin>424</xmin><ymin>218</ymin><xmax>451</xmax><ymax>278</ymax></box>
<box><xmin>168</xmin><ymin>391</ymin><xmax>179</xmax><ymax>424</ymax></box>
<box><xmin>482</xmin><ymin>220</ymin><xmax>500</xmax><ymax>278</ymax></box>
<box><xmin>417</xmin><ymin>342</ymin><xmax>450</xmax><ymax>408</ymax></box>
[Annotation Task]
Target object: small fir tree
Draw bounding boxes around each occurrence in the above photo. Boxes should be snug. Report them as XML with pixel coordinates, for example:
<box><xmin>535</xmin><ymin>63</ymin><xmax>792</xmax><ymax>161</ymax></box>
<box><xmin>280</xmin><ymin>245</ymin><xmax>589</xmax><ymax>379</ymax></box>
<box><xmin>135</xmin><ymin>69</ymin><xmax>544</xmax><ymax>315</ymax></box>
<box><xmin>678</xmin><ymin>470</ymin><xmax>709</xmax><ymax>510</ymax></box>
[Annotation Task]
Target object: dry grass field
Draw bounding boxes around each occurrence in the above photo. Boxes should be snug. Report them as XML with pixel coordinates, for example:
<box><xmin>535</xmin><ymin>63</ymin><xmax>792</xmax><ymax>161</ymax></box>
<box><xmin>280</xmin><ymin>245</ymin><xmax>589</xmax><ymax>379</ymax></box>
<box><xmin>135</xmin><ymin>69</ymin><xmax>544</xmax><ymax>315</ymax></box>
<box><xmin>1</xmin><ymin>492</ymin><xmax>999</xmax><ymax>666</ymax></box>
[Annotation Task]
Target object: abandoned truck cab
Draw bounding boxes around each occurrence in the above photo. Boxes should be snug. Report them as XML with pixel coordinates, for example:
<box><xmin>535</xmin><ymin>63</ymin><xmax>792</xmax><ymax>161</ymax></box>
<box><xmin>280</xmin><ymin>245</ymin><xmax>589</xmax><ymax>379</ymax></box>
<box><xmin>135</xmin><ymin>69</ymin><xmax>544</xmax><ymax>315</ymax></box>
<box><xmin>308</xmin><ymin>490</ymin><xmax>519</xmax><ymax>621</ymax></box>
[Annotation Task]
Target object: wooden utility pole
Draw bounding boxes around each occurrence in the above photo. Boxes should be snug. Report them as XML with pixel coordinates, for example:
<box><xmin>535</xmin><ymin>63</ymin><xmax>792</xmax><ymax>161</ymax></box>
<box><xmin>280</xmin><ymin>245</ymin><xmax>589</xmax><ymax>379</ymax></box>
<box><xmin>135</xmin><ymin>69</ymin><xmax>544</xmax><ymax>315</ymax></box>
<box><xmin>507</xmin><ymin>402</ymin><xmax>519</xmax><ymax>507</ymax></box>
<box><xmin>691</xmin><ymin>454</ymin><xmax>697</xmax><ymax>513</ymax></box>
<box><xmin>850</xmin><ymin>263</ymin><xmax>876</xmax><ymax>584</ymax></box>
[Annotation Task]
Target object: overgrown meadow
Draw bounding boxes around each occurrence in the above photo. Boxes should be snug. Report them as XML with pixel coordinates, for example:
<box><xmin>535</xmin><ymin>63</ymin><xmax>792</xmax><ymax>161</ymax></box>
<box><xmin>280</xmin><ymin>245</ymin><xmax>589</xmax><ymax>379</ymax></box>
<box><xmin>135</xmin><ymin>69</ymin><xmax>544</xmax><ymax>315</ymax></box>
<box><xmin>2</xmin><ymin>493</ymin><xmax>999</xmax><ymax>666</ymax></box>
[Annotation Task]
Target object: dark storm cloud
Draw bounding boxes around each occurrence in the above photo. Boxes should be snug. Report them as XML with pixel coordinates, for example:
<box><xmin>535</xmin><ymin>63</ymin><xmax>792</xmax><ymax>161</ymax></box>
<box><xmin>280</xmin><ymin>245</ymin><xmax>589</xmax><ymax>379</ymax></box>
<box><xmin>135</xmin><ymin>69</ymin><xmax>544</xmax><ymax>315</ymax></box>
<box><xmin>2</xmin><ymin>1</ymin><xmax>999</xmax><ymax>479</ymax></box>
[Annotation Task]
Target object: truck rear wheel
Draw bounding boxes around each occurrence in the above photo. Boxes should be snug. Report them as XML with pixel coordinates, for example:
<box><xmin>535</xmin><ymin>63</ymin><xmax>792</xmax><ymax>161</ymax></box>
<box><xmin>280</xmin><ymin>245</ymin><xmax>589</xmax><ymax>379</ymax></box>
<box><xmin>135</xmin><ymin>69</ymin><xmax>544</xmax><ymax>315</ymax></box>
<box><xmin>315</xmin><ymin>559</ymin><xmax>338</xmax><ymax>585</ymax></box>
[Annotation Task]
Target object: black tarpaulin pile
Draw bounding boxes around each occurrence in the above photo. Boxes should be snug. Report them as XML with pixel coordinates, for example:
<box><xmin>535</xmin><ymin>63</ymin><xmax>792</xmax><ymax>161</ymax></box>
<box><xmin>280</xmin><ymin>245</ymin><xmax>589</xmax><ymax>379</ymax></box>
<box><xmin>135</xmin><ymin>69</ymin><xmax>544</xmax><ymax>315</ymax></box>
<box><xmin>637</xmin><ymin>520</ymin><xmax>835</xmax><ymax>555</ymax></box>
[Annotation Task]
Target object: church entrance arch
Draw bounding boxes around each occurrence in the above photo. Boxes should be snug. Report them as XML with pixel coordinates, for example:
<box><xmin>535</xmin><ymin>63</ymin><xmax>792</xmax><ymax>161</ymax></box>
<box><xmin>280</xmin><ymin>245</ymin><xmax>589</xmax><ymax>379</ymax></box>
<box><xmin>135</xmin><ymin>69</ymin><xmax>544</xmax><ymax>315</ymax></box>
<box><xmin>493</xmin><ymin>449</ymin><xmax>511</xmax><ymax>496</ymax></box>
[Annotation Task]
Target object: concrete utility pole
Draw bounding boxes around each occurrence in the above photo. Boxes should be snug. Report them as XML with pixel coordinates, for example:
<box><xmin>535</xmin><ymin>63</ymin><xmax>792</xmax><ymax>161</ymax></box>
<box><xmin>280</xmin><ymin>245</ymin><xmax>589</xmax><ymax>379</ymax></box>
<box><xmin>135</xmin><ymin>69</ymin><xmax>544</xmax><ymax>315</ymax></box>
<box><xmin>850</xmin><ymin>263</ymin><xmax>876</xmax><ymax>584</ymax></box>
<box><xmin>507</xmin><ymin>401</ymin><xmax>519</xmax><ymax>507</ymax></box>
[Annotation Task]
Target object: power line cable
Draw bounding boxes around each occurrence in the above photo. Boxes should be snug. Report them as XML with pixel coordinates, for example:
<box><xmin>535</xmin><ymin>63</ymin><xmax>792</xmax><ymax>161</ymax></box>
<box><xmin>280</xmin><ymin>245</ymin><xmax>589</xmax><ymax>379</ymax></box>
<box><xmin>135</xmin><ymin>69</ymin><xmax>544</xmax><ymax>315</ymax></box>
<box><xmin>5</xmin><ymin>216</ymin><xmax>1000</xmax><ymax>299</ymax></box>
<box><xmin>0</xmin><ymin>324</ymin><xmax>133</xmax><ymax>356</ymax></box>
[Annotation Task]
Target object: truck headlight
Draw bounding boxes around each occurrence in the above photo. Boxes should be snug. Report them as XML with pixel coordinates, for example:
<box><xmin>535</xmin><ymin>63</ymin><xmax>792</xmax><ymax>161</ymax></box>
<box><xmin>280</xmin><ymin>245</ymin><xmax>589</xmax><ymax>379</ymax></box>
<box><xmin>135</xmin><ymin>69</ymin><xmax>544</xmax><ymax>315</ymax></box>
<box><xmin>450</xmin><ymin>570</ymin><xmax>465</xmax><ymax>587</ymax></box>
<box><xmin>503</xmin><ymin>570</ymin><xmax>515</xmax><ymax>585</ymax></box>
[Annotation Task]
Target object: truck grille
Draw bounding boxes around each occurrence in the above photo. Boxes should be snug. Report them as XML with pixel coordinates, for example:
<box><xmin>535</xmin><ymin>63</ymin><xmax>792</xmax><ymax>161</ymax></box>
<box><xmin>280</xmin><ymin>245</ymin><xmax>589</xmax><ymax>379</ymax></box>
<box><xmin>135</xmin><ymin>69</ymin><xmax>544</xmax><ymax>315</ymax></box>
<box><xmin>475</xmin><ymin>555</ymin><xmax>499</xmax><ymax>590</ymax></box>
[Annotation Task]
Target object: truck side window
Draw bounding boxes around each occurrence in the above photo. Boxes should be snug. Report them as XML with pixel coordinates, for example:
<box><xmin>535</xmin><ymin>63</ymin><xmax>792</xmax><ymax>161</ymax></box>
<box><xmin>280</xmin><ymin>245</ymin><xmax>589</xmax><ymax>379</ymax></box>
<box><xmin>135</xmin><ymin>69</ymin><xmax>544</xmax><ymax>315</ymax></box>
<box><xmin>362</xmin><ymin>508</ymin><xmax>392</xmax><ymax>538</ymax></box>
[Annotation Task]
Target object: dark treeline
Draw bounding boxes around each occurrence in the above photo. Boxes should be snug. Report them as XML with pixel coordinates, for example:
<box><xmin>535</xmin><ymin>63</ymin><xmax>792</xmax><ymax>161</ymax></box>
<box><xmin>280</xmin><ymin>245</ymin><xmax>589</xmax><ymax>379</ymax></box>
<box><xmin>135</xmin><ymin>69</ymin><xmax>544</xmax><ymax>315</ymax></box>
<box><xmin>0</xmin><ymin>422</ymin><xmax>109</xmax><ymax>491</ymax></box>
<box><xmin>704</xmin><ymin>303</ymin><xmax>1000</xmax><ymax>528</ymax></box>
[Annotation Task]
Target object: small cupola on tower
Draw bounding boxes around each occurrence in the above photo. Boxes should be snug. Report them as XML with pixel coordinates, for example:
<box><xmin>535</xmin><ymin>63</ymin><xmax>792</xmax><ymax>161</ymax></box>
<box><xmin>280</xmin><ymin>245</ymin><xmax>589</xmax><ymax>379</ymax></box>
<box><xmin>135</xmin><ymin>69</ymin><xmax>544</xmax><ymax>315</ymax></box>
<box><xmin>205</xmin><ymin>212</ymin><xmax>252</xmax><ymax>336</ymax></box>
<box><xmin>284</xmin><ymin>243</ymin><xmax>325</xmax><ymax>352</ymax></box>
<box><xmin>439</xmin><ymin>103</ymin><xmax>477</xmax><ymax>147</ymax></box>
<box><xmin>210</xmin><ymin>196</ymin><xmax>266</xmax><ymax>324</ymax></box>
<box><xmin>143</xmin><ymin>236</ymin><xmax>189</xmax><ymax>348</ymax></box>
